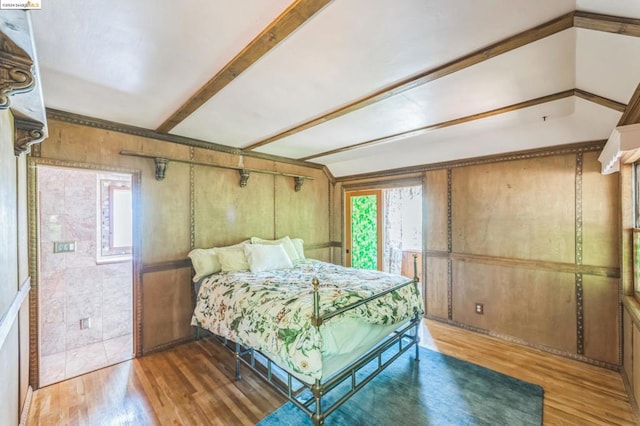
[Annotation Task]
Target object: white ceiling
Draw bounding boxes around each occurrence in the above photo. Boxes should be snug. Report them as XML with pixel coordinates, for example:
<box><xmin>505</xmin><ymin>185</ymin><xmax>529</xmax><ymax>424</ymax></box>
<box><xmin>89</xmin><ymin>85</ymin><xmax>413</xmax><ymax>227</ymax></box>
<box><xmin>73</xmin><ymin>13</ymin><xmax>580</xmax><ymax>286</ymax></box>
<box><xmin>29</xmin><ymin>0</ymin><xmax>640</xmax><ymax>177</ymax></box>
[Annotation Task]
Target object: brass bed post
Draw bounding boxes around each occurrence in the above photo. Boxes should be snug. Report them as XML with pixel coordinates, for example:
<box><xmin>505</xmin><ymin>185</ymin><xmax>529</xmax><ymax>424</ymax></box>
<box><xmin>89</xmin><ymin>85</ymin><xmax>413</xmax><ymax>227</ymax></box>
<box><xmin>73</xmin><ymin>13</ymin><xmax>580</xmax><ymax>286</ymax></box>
<box><xmin>311</xmin><ymin>278</ymin><xmax>322</xmax><ymax>327</ymax></box>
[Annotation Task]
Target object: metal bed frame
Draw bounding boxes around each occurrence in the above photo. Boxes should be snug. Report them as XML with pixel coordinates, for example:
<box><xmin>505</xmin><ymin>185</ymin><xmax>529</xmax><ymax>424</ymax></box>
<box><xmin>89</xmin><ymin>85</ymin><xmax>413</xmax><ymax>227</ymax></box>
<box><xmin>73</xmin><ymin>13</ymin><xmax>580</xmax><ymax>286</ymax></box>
<box><xmin>198</xmin><ymin>256</ymin><xmax>421</xmax><ymax>425</ymax></box>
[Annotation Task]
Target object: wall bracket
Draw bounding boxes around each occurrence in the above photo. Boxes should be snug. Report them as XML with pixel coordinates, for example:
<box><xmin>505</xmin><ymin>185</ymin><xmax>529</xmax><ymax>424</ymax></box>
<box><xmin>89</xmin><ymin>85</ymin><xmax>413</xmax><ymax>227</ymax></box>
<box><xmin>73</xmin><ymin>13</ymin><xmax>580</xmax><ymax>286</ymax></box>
<box><xmin>121</xmin><ymin>150</ymin><xmax>314</xmax><ymax>190</ymax></box>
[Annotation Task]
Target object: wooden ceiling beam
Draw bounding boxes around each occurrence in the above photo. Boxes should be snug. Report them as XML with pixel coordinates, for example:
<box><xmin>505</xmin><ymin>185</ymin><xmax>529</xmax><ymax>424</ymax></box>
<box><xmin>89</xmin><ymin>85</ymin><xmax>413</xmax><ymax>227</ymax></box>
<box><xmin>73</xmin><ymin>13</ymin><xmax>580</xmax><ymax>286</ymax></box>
<box><xmin>574</xmin><ymin>11</ymin><xmax>640</xmax><ymax>37</ymax></box>
<box><xmin>155</xmin><ymin>0</ymin><xmax>333</xmax><ymax>133</ymax></box>
<box><xmin>246</xmin><ymin>11</ymin><xmax>640</xmax><ymax>152</ymax></box>
<box><xmin>301</xmin><ymin>90</ymin><xmax>575</xmax><ymax>161</ymax></box>
<box><xmin>243</xmin><ymin>12</ymin><xmax>575</xmax><ymax>151</ymax></box>
<box><xmin>301</xmin><ymin>89</ymin><xmax>625</xmax><ymax>161</ymax></box>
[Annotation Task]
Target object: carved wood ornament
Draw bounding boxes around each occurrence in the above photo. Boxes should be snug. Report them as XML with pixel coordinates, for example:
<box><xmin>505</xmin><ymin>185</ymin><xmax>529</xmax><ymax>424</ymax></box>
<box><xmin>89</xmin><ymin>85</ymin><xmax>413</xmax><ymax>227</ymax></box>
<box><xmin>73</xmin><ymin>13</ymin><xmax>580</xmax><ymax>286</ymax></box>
<box><xmin>0</xmin><ymin>29</ymin><xmax>45</xmax><ymax>156</ymax></box>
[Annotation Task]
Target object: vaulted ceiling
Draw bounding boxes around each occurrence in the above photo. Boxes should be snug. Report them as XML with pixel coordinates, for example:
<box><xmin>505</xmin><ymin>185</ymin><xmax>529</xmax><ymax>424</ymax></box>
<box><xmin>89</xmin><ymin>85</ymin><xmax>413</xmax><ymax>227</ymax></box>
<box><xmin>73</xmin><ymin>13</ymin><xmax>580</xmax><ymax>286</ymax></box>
<box><xmin>30</xmin><ymin>0</ymin><xmax>640</xmax><ymax>177</ymax></box>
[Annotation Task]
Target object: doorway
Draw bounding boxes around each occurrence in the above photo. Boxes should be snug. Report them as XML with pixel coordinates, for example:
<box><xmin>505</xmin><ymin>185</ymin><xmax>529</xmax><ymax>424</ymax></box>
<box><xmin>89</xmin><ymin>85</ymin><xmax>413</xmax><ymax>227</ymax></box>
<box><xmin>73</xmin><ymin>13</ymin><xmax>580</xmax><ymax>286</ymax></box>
<box><xmin>36</xmin><ymin>165</ymin><xmax>134</xmax><ymax>386</ymax></box>
<box><xmin>345</xmin><ymin>186</ymin><xmax>422</xmax><ymax>278</ymax></box>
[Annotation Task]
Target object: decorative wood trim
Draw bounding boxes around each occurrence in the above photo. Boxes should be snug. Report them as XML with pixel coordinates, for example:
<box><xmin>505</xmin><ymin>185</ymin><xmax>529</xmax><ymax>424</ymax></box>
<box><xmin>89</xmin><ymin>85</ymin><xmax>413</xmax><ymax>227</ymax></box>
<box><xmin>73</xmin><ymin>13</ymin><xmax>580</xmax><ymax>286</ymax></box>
<box><xmin>573</xmin><ymin>88</ymin><xmax>627</xmax><ymax>112</ymax></box>
<box><xmin>621</xmin><ymin>365</ymin><xmax>640</xmax><ymax>420</ymax></box>
<box><xmin>336</xmin><ymin>140</ymin><xmax>606</xmax><ymax>182</ymax></box>
<box><xmin>155</xmin><ymin>0</ymin><xmax>333</xmax><ymax>133</ymax></box>
<box><xmin>189</xmin><ymin>148</ymin><xmax>195</xmax><ymax>251</ymax></box>
<box><xmin>27</xmin><ymin>157</ymin><xmax>143</xmax><ymax>382</ymax></box>
<box><xmin>0</xmin><ymin>29</ymin><xmax>34</xmax><ymax>110</ymax></box>
<box><xmin>574</xmin><ymin>11</ymin><xmax>640</xmax><ymax>37</ymax></box>
<box><xmin>575</xmin><ymin>152</ymin><xmax>585</xmax><ymax>355</ymax></box>
<box><xmin>618</xmin><ymin>81</ymin><xmax>640</xmax><ymax>126</ymax></box>
<box><xmin>0</xmin><ymin>277</ymin><xmax>30</xmax><ymax>354</ymax></box>
<box><xmin>341</xmin><ymin>176</ymin><xmax>423</xmax><ymax>191</ymax></box>
<box><xmin>45</xmin><ymin>108</ymin><xmax>325</xmax><ymax>170</ymax></box>
<box><xmin>12</xmin><ymin>108</ymin><xmax>44</xmax><ymax>156</ymax></box>
<box><xmin>426</xmin><ymin>251</ymin><xmax>620</xmax><ymax>278</ymax></box>
<box><xmin>302</xmin><ymin>90</ymin><xmax>576</xmax><ymax>161</ymax></box>
<box><xmin>623</xmin><ymin>296</ymin><xmax>640</xmax><ymax>330</ymax></box>
<box><xmin>26</xmin><ymin>158</ymin><xmax>39</xmax><ymax>388</ymax></box>
<box><xmin>425</xmin><ymin>314</ymin><xmax>620</xmax><ymax>371</ymax></box>
<box><xmin>447</xmin><ymin>168</ymin><xmax>453</xmax><ymax>320</ymax></box>
<box><xmin>142</xmin><ymin>259</ymin><xmax>192</xmax><ymax>274</ymax></box>
<box><xmin>306</xmin><ymin>241</ymin><xmax>340</xmax><ymax>250</ymax></box>
<box><xmin>244</xmin><ymin>12</ymin><xmax>575</xmax><ymax>151</ymax></box>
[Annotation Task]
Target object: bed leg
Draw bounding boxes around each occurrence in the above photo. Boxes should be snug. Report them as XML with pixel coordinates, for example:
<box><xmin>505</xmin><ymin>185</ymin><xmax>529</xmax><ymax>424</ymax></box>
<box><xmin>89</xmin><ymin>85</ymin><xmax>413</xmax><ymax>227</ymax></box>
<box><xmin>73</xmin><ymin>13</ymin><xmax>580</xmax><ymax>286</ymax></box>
<box><xmin>414</xmin><ymin>318</ymin><xmax>420</xmax><ymax>362</ymax></box>
<box><xmin>311</xmin><ymin>380</ymin><xmax>324</xmax><ymax>425</ymax></box>
<box><xmin>234</xmin><ymin>342</ymin><xmax>242</xmax><ymax>380</ymax></box>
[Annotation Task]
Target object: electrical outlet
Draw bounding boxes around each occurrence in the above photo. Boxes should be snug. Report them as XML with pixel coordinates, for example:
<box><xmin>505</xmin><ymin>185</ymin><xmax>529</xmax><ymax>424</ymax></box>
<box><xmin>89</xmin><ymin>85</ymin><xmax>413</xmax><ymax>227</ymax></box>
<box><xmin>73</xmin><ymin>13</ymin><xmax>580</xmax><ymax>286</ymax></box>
<box><xmin>475</xmin><ymin>303</ymin><xmax>484</xmax><ymax>315</ymax></box>
<box><xmin>80</xmin><ymin>318</ymin><xmax>91</xmax><ymax>330</ymax></box>
<box><xmin>54</xmin><ymin>241</ymin><xmax>76</xmax><ymax>253</ymax></box>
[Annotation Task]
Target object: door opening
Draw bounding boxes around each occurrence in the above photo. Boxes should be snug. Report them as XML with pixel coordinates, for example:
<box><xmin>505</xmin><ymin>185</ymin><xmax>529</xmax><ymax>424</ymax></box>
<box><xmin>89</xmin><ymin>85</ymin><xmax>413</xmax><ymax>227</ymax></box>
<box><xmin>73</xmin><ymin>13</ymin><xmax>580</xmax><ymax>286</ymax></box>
<box><xmin>346</xmin><ymin>186</ymin><xmax>422</xmax><ymax>279</ymax></box>
<box><xmin>36</xmin><ymin>165</ymin><xmax>134</xmax><ymax>386</ymax></box>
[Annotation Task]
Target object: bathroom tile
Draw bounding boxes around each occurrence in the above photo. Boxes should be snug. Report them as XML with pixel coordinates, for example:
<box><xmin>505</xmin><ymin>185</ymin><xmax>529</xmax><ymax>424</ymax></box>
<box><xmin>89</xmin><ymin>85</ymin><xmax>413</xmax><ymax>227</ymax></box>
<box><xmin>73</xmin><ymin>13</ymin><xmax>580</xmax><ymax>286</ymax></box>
<box><xmin>39</xmin><ymin>352</ymin><xmax>66</xmax><ymax>387</ymax></box>
<box><xmin>39</xmin><ymin>270</ymin><xmax>65</xmax><ymax>300</ymax></box>
<box><xmin>65</xmin><ymin>341</ymin><xmax>108</xmax><ymax>379</ymax></box>
<box><xmin>40</xmin><ymin>322</ymin><xmax>66</xmax><ymax>356</ymax></box>
<box><xmin>40</xmin><ymin>296</ymin><xmax>65</xmax><ymax>325</ymax></box>
<box><xmin>104</xmin><ymin>335</ymin><xmax>133</xmax><ymax>364</ymax></box>
<box><xmin>39</xmin><ymin>214</ymin><xmax>64</xmax><ymax>243</ymax></box>
<box><xmin>65</xmin><ymin>266</ymin><xmax>102</xmax><ymax>296</ymax></box>
<box><xmin>65</xmin><ymin>240</ymin><xmax>98</xmax><ymax>269</ymax></box>
<box><xmin>39</xmin><ymin>248</ymin><xmax>66</xmax><ymax>273</ymax></box>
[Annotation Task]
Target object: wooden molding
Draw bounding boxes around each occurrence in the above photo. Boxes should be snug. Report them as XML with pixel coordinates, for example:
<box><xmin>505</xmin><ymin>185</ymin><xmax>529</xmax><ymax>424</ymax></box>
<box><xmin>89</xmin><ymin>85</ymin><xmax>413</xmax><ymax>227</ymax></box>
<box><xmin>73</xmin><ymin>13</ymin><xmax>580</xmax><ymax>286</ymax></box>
<box><xmin>425</xmin><ymin>250</ymin><xmax>620</xmax><ymax>278</ymax></box>
<box><xmin>0</xmin><ymin>30</ymin><xmax>34</xmax><ymax>110</ymax></box>
<box><xmin>574</xmin><ymin>11</ymin><xmax>640</xmax><ymax>37</ymax></box>
<box><xmin>46</xmin><ymin>108</ymin><xmax>325</xmax><ymax>170</ymax></box>
<box><xmin>302</xmin><ymin>90</ymin><xmax>576</xmax><ymax>161</ymax></box>
<box><xmin>142</xmin><ymin>259</ymin><xmax>192</xmax><ymax>274</ymax></box>
<box><xmin>18</xmin><ymin>385</ymin><xmax>33</xmax><ymax>426</ymax></box>
<box><xmin>12</xmin><ymin>108</ymin><xmax>45</xmax><ymax>156</ymax></box>
<box><xmin>573</xmin><ymin>88</ymin><xmax>626</xmax><ymax>112</ymax></box>
<box><xmin>244</xmin><ymin>12</ymin><xmax>575</xmax><ymax>151</ymax></box>
<box><xmin>618</xmin><ymin>81</ymin><xmax>640</xmax><ymax>126</ymax></box>
<box><xmin>336</xmin><ymin>140</ymin><xmax>606</xmax><ymax>182</ymax></box>
<box><xmin>155</xmin><ymin>0</ymin><xmax>333</xmax><ymax>133</ymax></box>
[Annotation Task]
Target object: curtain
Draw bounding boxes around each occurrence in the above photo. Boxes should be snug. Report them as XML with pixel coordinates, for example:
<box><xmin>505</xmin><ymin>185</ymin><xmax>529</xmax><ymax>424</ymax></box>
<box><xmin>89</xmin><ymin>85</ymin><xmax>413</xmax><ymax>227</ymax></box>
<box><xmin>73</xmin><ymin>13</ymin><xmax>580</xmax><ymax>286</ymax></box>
<box><xmin>382</xmin><ymin>186</ymin><xmax>422</xmax><ymax>274</ymax></box>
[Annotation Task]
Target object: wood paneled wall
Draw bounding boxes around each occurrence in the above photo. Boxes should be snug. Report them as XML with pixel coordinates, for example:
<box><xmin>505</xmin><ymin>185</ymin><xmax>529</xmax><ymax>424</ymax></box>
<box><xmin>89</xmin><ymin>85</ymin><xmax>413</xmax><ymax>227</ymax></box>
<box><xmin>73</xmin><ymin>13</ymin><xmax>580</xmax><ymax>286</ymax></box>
<box><xmin>36</xmin><ymin>119</ymin><xmax>331</xmax><ymax>356</ymax></box>
<box><xmin>426</xmin><ymin>150</ymin><xmax>619</xmax><ymax>366</ymax></box>
<box><xmin>339</xmin><ymin>145</ymin><xmax>621</xmax><ymax>367</ymax></box>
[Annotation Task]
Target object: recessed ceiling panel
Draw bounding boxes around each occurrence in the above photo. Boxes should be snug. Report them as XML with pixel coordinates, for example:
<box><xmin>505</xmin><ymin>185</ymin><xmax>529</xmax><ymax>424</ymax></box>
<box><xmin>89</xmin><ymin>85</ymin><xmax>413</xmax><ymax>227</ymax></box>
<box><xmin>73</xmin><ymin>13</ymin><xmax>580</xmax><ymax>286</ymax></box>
<box><xmin>172</xmin><ymin>0</ymin><xmax>575</xmax><ymax>146</ymax></box>
<box><xmin>576</xmin><ymin>28</ymin><xmax>640</xmax><ymax>104</ymax></box>
<box><xmin>256</xmin><ymin>31</ymin><xmax>576</xmax><ymax>159</ymax></box>
<box><xmin>321</xmin><ymin>98</ymin><xmax>621</xmax><ymax>177</ymax></box>
<box><xmin>30</xmin><ymin>0</ymin><xmax>292</xmax><ymax>128</ymax></box>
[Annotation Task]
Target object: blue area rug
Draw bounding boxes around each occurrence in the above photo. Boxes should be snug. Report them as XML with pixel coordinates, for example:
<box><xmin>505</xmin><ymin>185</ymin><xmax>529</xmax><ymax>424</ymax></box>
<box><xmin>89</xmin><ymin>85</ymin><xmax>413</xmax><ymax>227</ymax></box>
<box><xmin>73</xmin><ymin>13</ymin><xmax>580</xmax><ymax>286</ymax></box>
<box><xmin>258</xmin><ymin>346</ymin><xmax>543</xmax><ymax>425</ymax></box>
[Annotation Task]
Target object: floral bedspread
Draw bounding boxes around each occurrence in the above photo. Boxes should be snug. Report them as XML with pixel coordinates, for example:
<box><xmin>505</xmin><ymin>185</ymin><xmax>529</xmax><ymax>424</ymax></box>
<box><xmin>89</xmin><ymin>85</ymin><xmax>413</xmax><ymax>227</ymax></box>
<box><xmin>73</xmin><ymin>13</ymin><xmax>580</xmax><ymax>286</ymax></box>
<box><xmin>191</xmin><ymin>259</ymin><xmax>423</xmax><ymax>381</ymax></box>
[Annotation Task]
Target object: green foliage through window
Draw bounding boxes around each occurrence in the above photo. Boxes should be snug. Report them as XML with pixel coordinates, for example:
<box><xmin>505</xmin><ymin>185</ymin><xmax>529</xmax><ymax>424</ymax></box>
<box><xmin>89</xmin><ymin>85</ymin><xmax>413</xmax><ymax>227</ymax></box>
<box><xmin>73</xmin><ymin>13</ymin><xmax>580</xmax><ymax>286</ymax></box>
<box><xmin>351</xmin><ymin>195</ymin><xmax>378</xmax><ymax>270</ymax></box>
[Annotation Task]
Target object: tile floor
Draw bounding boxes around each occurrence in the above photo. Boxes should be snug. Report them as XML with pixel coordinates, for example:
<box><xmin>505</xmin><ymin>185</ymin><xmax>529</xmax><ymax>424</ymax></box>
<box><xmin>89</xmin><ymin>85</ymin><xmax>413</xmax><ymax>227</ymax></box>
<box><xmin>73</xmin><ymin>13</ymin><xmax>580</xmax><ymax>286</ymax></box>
<box><xmin>39</xmin><ymin>334</ymin><xmax>133</xmax><ymax>387</ymax></box>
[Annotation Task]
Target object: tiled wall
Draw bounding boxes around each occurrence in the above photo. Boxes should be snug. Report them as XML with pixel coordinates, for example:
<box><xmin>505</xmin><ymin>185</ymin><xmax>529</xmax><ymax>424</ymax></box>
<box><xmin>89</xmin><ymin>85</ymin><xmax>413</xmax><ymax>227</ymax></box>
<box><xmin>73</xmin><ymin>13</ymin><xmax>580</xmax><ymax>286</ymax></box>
<box><xmin>38</xmin><ymin>166</ymin><xmax>132</xmax><ymax>359</ymax></box>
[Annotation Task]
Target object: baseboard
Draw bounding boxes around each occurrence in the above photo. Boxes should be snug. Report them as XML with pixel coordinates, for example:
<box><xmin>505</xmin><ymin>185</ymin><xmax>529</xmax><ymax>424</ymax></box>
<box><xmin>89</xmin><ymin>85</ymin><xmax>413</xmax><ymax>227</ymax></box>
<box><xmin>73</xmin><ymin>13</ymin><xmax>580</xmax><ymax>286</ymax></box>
<box><xmin>18</xmin><ymin>385</ymin><xmax>33</xmax><ymax>426</ymax></box>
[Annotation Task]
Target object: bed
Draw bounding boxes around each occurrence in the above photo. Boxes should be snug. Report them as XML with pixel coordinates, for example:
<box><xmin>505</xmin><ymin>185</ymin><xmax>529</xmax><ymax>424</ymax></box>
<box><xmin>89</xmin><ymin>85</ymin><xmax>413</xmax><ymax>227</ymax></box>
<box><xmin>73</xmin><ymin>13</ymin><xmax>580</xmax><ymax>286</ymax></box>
<box><xmin>190</xmin><ymin>239</ymin><xmax>424</xmax><ymax>425</ymax></box>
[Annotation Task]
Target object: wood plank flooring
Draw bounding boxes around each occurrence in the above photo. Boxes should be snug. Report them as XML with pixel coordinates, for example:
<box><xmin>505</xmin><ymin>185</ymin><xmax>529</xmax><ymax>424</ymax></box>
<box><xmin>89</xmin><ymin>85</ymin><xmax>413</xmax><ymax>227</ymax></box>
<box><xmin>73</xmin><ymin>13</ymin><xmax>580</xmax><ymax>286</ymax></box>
<box><xmin>27</xmin><ymin>320</ymin><xmax>639</xmax><ymax>425</ymax></box>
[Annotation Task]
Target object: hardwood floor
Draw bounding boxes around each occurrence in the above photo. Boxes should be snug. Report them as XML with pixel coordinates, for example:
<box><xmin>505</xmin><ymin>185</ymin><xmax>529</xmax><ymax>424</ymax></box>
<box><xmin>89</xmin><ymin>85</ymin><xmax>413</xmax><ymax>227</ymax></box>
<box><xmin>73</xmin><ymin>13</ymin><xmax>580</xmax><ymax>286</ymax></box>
<box><xmin>27</xmin><ymin>320</ymin><xmax>639</xmax><ymax>425</ymax></box>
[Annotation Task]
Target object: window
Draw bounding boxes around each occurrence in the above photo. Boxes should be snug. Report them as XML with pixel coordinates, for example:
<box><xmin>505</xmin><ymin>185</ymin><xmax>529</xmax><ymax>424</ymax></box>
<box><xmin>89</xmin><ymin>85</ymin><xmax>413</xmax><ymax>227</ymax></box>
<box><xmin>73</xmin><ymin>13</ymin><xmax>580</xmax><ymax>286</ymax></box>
<box><xmin>98</xmin><ymin>175</ymin><xmax>132</xmax><ymax>262</ymax></box>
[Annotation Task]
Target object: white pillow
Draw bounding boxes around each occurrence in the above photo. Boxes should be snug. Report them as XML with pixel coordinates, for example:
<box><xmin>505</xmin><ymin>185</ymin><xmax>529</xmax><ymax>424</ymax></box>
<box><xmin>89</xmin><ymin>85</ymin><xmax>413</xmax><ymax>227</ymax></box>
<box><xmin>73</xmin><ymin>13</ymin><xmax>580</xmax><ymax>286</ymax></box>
<box><xmin>216</xmin><ymin>245</ymin><xmax>250</xmax><ymax>272</ymax></box>
<box><xmin>291</xmin><ymin>238</ymin><xmax>305</xmax><ymax>259</ymax></box>
<box><xmin>250</xmin><ymin>236</ymin><xmax>300</xmax><ymax>262</ymax></box>
<box><xmin>244</xmin><ymin>244</ymin><xmax>293</xmax><ymax>273</ymax></box>
<box><xmin>188</xmin><ymin>248</ymin><xmax>221</xmax><ymax>282</ymax></box>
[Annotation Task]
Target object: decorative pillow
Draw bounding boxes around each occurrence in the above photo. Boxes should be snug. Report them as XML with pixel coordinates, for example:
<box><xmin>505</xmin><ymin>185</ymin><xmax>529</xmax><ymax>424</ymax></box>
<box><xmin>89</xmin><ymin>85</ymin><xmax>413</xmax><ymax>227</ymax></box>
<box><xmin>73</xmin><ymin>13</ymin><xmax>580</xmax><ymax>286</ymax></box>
<box><xmin>244</xmin><ymin>244</ymin><xmax>293</xmax><ymax>273</ymax></box>
<box><xmin>216</xmin><ymin>245</ymin><xmax>250</xmax><ymax>272</ymax></box>
<box><xmin>250</xmin><ymin>236</ymin><xmax>300</xmax><ymax>262</ymax></box>
<box><xmin>188</xmin><ymin>248</ymin><xmax>221</xmax><ymax>282</ymax></box>
<box><xmin>291</xmin><ymin>238</ymin><xmax>305</xmax><ymax>259</ymax></box>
